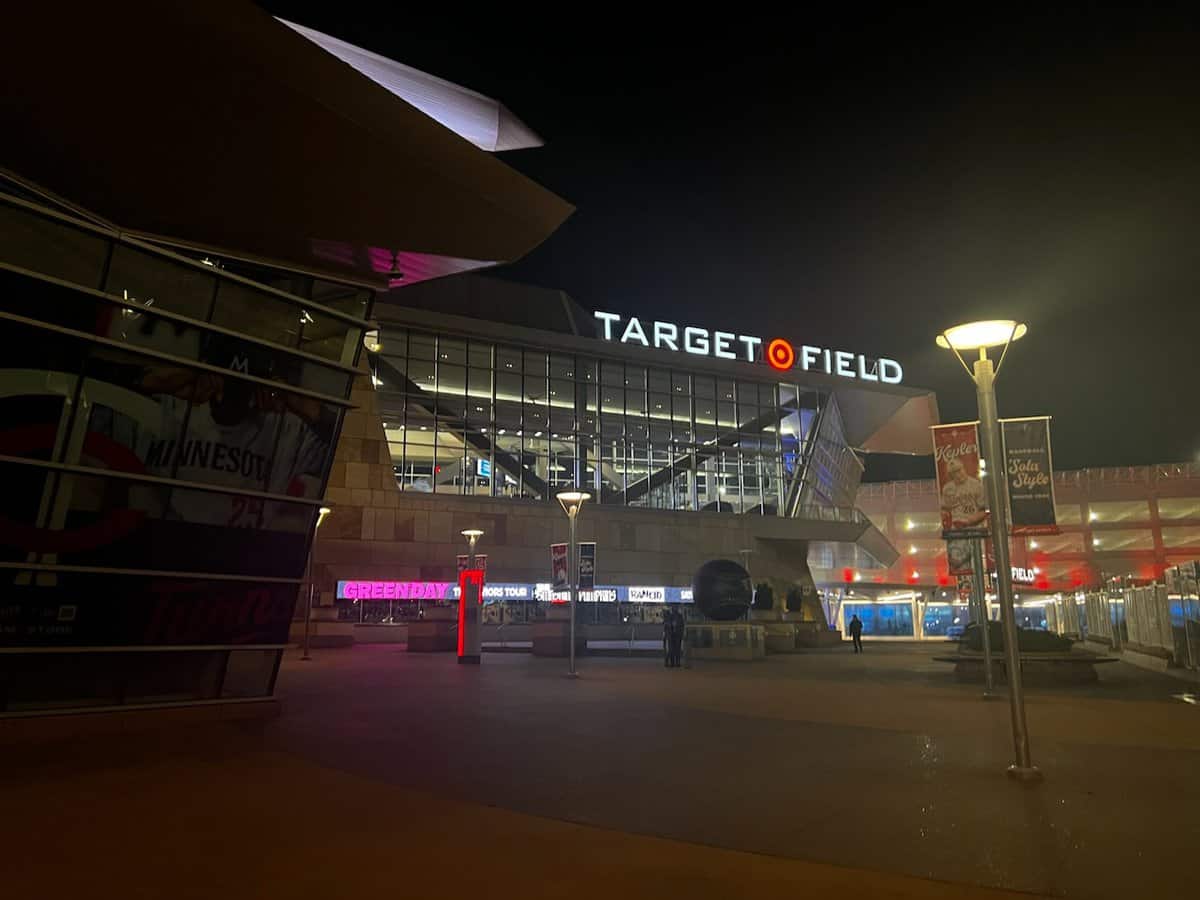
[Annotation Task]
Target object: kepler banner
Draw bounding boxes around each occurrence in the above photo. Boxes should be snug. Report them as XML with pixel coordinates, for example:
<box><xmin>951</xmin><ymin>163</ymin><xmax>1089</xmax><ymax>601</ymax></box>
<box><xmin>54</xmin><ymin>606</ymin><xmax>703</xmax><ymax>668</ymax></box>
<box><xmin>932</xmin><ymin>422</ymin><xmax>989</xmax><ymax>539</ymax></box>
<box><xmin>1001</xmin><ymin>417</ymin><xmax>1060</xmax><ymax>536</ymax></box>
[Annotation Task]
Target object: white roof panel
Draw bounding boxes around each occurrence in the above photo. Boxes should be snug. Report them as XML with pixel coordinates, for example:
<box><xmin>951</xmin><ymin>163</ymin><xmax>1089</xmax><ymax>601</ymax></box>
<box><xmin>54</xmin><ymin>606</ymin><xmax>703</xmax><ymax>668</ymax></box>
<box><xmin>278</xmin><ymin>19</ymin><xmax>543</xmax><ymax>152</ymax></box>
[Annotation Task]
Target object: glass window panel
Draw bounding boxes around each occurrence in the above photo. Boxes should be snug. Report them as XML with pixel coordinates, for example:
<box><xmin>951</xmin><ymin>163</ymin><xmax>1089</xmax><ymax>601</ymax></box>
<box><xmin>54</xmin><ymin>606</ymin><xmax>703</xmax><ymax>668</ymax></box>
<box><xmin>1160</xmin><ymin>527</ymin><xmax>1200</xmax><ymax>548</ymax></box>
<box><xmin>649</xmin><ymin>420</ymin><xmax>671</xmax><ymax>443</ymax></box>
<box><xmin>601</xmin><ymin>361</ymin><xmax>624</xmax><ymax>386</ymax></box>
<box><xmin>210</xmin><ymin>279</ymin><xmax>298</xmax><ymax>348</ymax></box>
<box><xmin>495</xmin><ymin>371</ymin><xmax>521</xmax><ymax>404</ymax></box>
<box><xmin>50</xmin><ymin>471</ymin><xmax>313</xmax><ymax>576</ymax></box>
<box><xmin>524</xmin><ymin>374</ymin><xmax>547</xmax><ymax>405</ymax></box>
<box><xmin>735</xmin><ymin>382</ymin><xmax>757</xmax><ymax>405</ymax></box>
<box><xmin>105</xmin><ymin>244</ymin><xmax>215</xmax><ymax>321</ymax></box>
<box><xmin>1032</xmin><ymin>532</ymin><xmax>1084</xmax><ymax>553</ymax></box>
<box><xmin>403</xmin><ymin>358</ymin><xmax>436</xmax><ymax>393</ymax></box>
<box><xmin>716</xmin><ymin>401</ymin><xmax>736</xmax><ymax>431</ymax></box>
<box><xmin>298</xmin><ymin>308</ymin><xmax>354</xmax><ymax>364</ymax></box>
<box><xmin>518</xmin><ymin>457</ymin><xmax>546</xmax><ymax>500</ymax></box>
<box><xmin>524</xmin><ymin>406</ymin><xmax>549</xmax><ymax>433</ymax></box>
<box><xmin>627</xmin><ymin>419</ymin><xmax>648</xmax><ymax>442</ymax></box>
<box><xmin>468</xmin><ymin>367</ymin><xmax>493</xmax><ymax>401</ymax></box>
<box><xmin>648</xmin><ymin>392</ymin><xmax>671</xmax><ymax>419</ymax></box>
<box><xmin>694</xmin><ymin>375</ymin><xmax>715</xmax><ymax>400</ymax></box>
<box><xmin>549</xmin><ymin>354</ymin><xmax>575</xmax><ymax>380</ymax></box>
<box><xmin>311</xmin><ymin>281</ymin><xmax>369</xmax><ymax>319</ymax></box>
<box><xmin>0</xmin><ymin>200</ymin><xmax>109</xmax><ymax>289</ymax></box>
<box><xmin>436</xmin><ymin>337</ymin><xmax>467</xmax><ymax>366</ymax></box>
<box><xmin>0</xmin><ymin>319</ymin><xmax>88</xmax><ymax>462</ymax></box>
<box><xmin>397</xmin><ymin>426</ymin><xmax>435</xmax><ymax>492</ymax></box>
<box><xmin>624</xmin><ymin>367</ymin><xmax>647</xmax><ymax>391</ymax></box>
<box><xmin>648</xmin><ymin>369</ymin><xmax>670</xmax><ymax>393</ymax></box>
<box><xmin>494</xmin><ymin>401</ymin><xmax>522</xmax><ymax>431</ymax></box>
<box><xmin>409</xmin><ymin>333</ymin><xmax>437</xmax><ymax>361</ymax></box>
<box><xmin>467</xmin><ymin>399</ymin><xmax>493</xmax><ymax>424</ymax></box>
<box><xmin>625</xmin><ymin>389</ymin><xmax>647</xmax><ymax>417</ymax></box>
<box><xmin>436</xmin><ymin>364</ymin><xmax>467</xmax><ymax>404</ymax></box>
<box><xmin>671</xmin><ymin>371</ymin><xmax>691</xmax><ymax>394</ymax></box>
<box><xmin>549</xmin><ymin>378</ymin><xmax>573</xmax><ymax>404</ymax></box>
<box><xmin>495</xmin><ymin>345</ymin><xmax>522</xmax><ymax>374</ymax></box>
<box><xmin>1158</xmin><ymin>497</ymin><xmax>1200</xmax><ymax>520</ymax></box>
<box><xmin>468</xmin><ymin>341</ymin><xmax>493</xmax><ymax>368</ymax></box>
<box><xmin>717</xmin><ymin>380</ymin><xmax>735</xmax><ymax>403</ymax></box>
<box><xmin>434</xmin><ymin>428</ymin><xmax>467</xmax><ymax>494</ymax></box>
<box><xmin>1087</xmin><ymin>500</ymin><xmax>1151</xmax><ymax>523</ymax></box>
<box><xmin>600</xmin><ymin>440</ymin><xmax>625</xmax><ymax>497</ymax></box>
<box><xmin>1090</xmin><ymin>529</ymin><xmax>1155</xmax><ymax>551</ymax></box>
<box><xmin>523</xmin><ymin>350</ymin><xmax>547</xmax><ymax>377</ymax></box>
<box><xmin>0</xmin><ymin>461</ymin><xmax>52</xmax><ymax>562</ymax></box>
<box><xmin>1055</xmin><ymin>504</ymin><xmax>1083</xmax><ymax>524</ymax></box>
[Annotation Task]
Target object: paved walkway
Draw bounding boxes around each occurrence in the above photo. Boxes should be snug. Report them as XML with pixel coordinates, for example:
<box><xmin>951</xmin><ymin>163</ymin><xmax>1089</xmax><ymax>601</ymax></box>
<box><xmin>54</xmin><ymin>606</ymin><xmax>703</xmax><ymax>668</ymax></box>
<box><xmin>4</xmin><ymin>642</ymin><xmax>1198</xmax><ymax>898</ymax></box>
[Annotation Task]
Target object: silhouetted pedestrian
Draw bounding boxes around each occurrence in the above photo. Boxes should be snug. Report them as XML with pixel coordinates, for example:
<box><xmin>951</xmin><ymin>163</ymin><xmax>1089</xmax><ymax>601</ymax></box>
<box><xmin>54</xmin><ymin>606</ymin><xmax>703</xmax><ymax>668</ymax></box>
<box><xmin>849</xmin><ymin>614</ymin><xmax>864</xmax><ymax>654</ymax></box>
<box><xmin>663</xmin><ymin>609</ymin><xmax>674</xmax><ymax>667</ymax></box>
<box><xmin>668</xmin><ymin>609</ymin><xmax>684</xmax><ymax>667</ymax></box>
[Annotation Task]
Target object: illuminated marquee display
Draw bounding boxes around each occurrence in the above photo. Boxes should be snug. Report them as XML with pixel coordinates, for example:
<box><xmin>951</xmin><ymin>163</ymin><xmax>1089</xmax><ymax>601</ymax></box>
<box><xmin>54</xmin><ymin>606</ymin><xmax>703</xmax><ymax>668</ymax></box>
<box><xmin>594</xmin><ymin>311</ymin><xmax>903</xmax><ymax>384</ymax></box>
<box><xmin>336</xmin><ymin>581</ymin><xmax>694</xmax><ymax>603</ymax></box>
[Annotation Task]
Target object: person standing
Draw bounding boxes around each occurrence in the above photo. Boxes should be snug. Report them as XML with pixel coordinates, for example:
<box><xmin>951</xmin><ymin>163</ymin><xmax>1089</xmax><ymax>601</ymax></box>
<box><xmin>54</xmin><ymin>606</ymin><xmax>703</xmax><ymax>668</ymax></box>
<box><xmin>848</xmin><ymin>614</ymin><xmax>864</xmax><ymax>654</ymax></box>
<box><xmin>668</xmin><ymin>608</ymin><xmax>684</xmax><ymax>668</ymax></box>
<box><xmin>662</xmin><ymin>608</ymin><xmax>674</xmax><ymax>667</ymax></box>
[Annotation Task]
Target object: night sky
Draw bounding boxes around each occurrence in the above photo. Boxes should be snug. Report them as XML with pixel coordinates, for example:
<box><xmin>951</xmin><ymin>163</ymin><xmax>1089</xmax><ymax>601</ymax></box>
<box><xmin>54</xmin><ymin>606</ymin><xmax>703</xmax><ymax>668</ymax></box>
<box><xmin>267</xmin><ymin>5</ymin><xmax>1199</xmax><ymax>476</ymax></box>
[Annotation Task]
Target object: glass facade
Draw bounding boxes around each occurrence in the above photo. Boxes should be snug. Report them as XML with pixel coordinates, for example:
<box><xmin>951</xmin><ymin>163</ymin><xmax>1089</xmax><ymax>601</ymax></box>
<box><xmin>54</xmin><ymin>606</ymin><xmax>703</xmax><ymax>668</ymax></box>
<box><xmin>0</xmin><ymin>189</ymin><xmax>370</xmax><ymax>712</ymax></box>
<box><xmin>371</xmin><ymin>327</ymin><xmax>854</xmax><ymax>514</ymax></box>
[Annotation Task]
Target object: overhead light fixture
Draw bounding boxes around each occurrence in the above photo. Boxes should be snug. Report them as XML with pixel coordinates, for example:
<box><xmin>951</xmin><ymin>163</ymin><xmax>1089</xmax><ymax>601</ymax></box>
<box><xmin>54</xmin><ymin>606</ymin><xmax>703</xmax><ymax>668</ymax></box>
<box><xmin>935</xmin><ymin>320</ymin><xmax>1028</xmax><ymax>351</ymax></box>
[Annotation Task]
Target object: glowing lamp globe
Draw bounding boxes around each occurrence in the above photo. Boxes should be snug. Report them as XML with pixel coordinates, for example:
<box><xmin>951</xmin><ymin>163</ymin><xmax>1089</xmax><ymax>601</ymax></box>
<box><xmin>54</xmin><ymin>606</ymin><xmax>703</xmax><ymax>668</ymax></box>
<box><xmin>935</xmin><ymin>320</ymin><xmax>1027</xmax><ymax>351</ymax></box>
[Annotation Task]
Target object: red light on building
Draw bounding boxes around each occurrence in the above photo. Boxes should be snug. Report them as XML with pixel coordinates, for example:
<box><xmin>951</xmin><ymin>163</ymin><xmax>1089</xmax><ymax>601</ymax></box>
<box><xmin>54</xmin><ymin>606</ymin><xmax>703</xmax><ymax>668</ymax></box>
<box><xmin>766</xmin><ymin>338</ymin><xmax>795</xmax><ymax>371</ymax></box>
<box><xmin>937</xmin><ymin>575</ymin><xmax>952</xmax><ymax>586</ymax></box>
<box><xmin>842</xmin><ymin>568</ymin><xmax>854</xmax><ymax>584</ymax></box>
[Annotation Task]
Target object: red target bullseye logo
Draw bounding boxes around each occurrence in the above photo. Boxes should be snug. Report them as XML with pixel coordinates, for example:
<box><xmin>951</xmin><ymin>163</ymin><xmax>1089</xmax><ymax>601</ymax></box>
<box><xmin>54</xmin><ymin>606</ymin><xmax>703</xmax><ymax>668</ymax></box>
<box><xmin>766</xmin><ymin>338</ymin><xmax>795</xmax><ymax>371</ymax></box>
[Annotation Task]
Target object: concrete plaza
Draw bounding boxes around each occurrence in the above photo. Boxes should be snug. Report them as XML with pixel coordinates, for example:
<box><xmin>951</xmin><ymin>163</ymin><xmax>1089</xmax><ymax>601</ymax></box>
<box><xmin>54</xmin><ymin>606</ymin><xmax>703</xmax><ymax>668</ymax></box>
<box><xmin>3</xmin><ymin>642</ymin><xmax>1198</xmax><ymax>899</ymax></box>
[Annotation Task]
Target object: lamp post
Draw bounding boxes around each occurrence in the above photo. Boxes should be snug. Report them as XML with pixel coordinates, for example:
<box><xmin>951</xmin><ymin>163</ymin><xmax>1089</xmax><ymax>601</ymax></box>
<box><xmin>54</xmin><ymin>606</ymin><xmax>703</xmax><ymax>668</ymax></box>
<box><xmin>555</xmin><ymin>490</ymin><xmax>591</xmax><ymax>677</ymax></box>
<box><xmin>301</xmin><ymin>506</ymin><xmax>333</xmax><ymax>661</ymax></box>
<box><xmin>459</xmin><ymin>529</ymin><xmax>484</xmax><ymax>661</ymax></box>
<box><xmin>462</xmin><ymin>528</ymin><xmax>483</xmax><ymax>569</ymax></box>
<box><xmin>937</xmin><ymin>320</ymin><xmax>1040</xmax><ymax>780</ymax></box>
<box><xmin>738</xmin><ymin>548</ymin><xmax>755</xmax><ymax>620</ymax></box>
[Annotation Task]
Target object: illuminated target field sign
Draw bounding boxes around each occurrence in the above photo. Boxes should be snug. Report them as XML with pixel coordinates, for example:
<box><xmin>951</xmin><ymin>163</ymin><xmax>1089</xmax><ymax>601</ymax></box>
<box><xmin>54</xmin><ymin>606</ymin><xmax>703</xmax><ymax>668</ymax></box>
<box><xmin>594</xmin><ymin>312</ymin><xmax>903</xmax><ymax>383</ymax></box>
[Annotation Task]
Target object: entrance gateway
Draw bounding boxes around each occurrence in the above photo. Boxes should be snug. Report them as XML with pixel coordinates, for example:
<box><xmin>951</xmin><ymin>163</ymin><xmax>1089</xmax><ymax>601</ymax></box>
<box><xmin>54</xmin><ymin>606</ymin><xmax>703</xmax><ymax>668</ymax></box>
<box><xmin>593</xmin><ymin>311</ymin><xmax>904</xmax><ymax>384</ymax></box>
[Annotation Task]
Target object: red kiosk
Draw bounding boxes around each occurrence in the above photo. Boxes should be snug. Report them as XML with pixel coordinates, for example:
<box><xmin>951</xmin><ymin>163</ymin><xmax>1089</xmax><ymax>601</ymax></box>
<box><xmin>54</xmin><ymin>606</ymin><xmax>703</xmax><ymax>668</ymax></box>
<box><xmin>457</xmin><ymin>568</ymin><xmax>485</xmax><ymax>663</ymax></box>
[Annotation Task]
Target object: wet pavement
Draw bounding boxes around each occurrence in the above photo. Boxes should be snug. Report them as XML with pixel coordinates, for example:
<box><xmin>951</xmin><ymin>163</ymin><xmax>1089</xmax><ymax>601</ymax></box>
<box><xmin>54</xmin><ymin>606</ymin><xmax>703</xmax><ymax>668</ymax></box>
<box><xmin>4</xmin><ymin>642</ymin><xmax>1198</xmax><ymax>898</ymax></box>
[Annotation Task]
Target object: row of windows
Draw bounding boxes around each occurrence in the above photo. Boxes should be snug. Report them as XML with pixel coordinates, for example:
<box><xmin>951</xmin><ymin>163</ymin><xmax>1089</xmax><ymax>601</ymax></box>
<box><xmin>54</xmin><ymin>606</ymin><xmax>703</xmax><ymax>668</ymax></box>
<box><xmin>1</xmin><ymin>194</ymin><xmax>369</xmax><ymax>367</ymax></box>
<box><xmin>879</xmin><ymin>498</ymin><xmax>1200</xmax><ymax>536</ymax></box>
<box><xmin>373</xmin><ymin>328</ymin><xmax>839</xmax><ymax>512</ymax></box>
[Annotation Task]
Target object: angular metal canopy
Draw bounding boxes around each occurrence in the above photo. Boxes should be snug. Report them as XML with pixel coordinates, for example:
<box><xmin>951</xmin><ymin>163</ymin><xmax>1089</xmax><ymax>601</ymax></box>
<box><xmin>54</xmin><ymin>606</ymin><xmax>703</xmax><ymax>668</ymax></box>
<box><xmin>2</xmin><ymin>1</ymin><xmax>573</xmax><ymax>287</ymax></box>
<box><xmin>278</xmin><ymin>19</ymin><xmax>544</xmax><ymax>153</ymax></box>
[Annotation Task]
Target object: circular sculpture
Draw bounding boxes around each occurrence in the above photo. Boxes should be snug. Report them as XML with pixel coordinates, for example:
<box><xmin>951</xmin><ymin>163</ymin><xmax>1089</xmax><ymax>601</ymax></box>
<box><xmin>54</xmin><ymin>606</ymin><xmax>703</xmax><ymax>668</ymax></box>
<box><xmin>692</xmin><ymin>559</ymin><xmax>752</xmax><ymax>621</ymax></box>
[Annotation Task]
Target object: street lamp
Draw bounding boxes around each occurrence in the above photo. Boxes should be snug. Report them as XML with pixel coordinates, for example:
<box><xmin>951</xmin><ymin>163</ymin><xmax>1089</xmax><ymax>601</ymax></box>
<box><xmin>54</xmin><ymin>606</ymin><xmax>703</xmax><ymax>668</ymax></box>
<box><xmin>738</xmin><ymin>548</ymin><xmax>755</xmax><ymax>619</ymax></box>
<box><xmin>555</xmin><ymin>490</ymin><xmax>591</xmax><ymax>677</ymax></box>
<box><xmin>301</xmin><ymin>506</ymin><xmax>333</xmax><ymax>661</ymax></box>
<box><xmin>937</xmin><ymin>319</ymin><xmax>1040</xmax><ymax>781</ymax></box>
<box><xmin>461</xmin><ymin>528</ymin><xmax>484</xmax><ymax>568</ymax></box>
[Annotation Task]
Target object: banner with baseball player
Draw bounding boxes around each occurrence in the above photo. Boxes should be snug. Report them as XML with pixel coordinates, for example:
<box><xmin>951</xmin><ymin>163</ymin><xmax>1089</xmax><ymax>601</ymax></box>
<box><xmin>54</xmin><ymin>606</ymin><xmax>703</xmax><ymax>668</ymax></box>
<box><xmin>932</xmin><ymin>422</ymin><xmax>989</xmax><ymax>540</ymax></box>
<box><xmin>0</xmin><ymin>315</ymin><xmax>343</xmax><ymax>647</ymax></box>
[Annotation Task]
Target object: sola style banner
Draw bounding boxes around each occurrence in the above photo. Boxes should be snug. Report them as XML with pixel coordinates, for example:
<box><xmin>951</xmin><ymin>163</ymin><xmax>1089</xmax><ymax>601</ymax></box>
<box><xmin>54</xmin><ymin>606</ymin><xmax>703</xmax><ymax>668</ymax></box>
<box><xmin>1001</xmin><ymin>417</ymin><xmax>1060</xmax><ymax>536</ymax></box>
